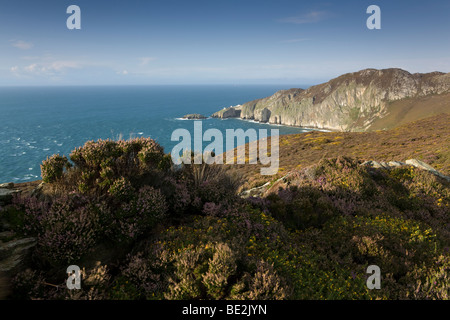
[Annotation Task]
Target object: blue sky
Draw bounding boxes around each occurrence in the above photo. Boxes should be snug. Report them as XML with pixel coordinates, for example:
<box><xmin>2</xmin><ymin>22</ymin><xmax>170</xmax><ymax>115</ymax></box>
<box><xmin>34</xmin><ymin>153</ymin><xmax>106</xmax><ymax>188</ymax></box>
<box><xmin>1</xmin><ymin>0</ymin><xmax>449</xmax><ymax>86</ymax></box>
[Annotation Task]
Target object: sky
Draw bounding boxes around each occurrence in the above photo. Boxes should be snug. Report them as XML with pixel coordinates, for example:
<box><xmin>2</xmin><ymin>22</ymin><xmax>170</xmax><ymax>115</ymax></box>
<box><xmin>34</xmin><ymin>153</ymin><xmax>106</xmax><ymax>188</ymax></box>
<box><xmin>0</xmin><ymin>0</ymin><xmax>449</xmax><ymax>86</ymax></box>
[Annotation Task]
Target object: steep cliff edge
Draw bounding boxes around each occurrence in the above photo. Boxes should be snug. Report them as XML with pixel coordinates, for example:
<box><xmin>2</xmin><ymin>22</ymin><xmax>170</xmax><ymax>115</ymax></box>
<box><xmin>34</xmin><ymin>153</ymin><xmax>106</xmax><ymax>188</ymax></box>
<box><xmin>212</xmin><ymin>68</ymin><xmax>450</xmax><ymax>131</ymax></box>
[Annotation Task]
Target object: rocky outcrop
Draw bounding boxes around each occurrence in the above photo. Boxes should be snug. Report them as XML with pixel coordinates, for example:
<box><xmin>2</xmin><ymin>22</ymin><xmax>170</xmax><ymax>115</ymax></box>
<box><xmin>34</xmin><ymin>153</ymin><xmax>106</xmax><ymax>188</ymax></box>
<box><xmin>182</xmin><ymin>113</ymin><xmax>207</xmax><ymax>120</ymax></box>
<box><xmin>360</xmin><ymin>158</ymin><xmax>450</xmax><ymax>182</ymax></box>
<box><xmin>404</xmin><ymin>159</ymin><xmax>450</xmax><ymax>182</ymax></box>
<box><xmin>0</xmin><ymin>183</ymin><xmax>21</xmax><ymax>206</ymax></box>
<box><xmin>240</xmin><ymin>158</ymin><xmax>450</xmax><ymax>199</ymax></box>
<box><xmin>0</xmin><ymin>231</ymin><xmax>37</xmax><ymax>299</ymax></box>
<box><xmin>239</xmin><ymin>182</ymin><xmax>270</xmax><ymax>198</ymax></box>
<box><xmin>0</xmin><ymin>234</ymin><xmax>36</xmax><ymax>273</ymax></box>
<box><xmin>211</xmin><ymin>69</ymin><xmax>450</xmax><ymax>132</ymax></box>
<box><xmin>211</xmin><ymin>104</ymin><xmax>242</xmax><ymax>118</ymax></box>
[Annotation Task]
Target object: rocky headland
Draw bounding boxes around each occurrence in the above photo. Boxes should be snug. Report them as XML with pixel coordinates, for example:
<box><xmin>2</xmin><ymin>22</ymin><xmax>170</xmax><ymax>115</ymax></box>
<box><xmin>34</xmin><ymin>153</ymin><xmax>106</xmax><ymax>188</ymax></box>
<box><xmin>212</xmin><ymin>68</ymin><xmax>450</xmax><ymax>132</ymax></box>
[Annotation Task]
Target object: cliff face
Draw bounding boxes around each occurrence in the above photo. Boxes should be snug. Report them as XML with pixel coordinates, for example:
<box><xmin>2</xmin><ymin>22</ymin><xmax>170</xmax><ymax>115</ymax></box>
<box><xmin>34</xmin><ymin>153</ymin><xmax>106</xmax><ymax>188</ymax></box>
<box><xmin>212</xmin><ymin>68</ymin><xmax>450</xmax><ymax>131</ymax></box>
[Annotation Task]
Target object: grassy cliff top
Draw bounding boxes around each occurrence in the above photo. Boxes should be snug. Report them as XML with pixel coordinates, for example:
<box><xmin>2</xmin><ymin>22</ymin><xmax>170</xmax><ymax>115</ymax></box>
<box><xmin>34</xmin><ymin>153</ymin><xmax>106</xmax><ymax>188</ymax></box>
<box><xmin>225</xmin><ymin>113</ymin><xmax>450</xmax><ymax>191</ymax></box>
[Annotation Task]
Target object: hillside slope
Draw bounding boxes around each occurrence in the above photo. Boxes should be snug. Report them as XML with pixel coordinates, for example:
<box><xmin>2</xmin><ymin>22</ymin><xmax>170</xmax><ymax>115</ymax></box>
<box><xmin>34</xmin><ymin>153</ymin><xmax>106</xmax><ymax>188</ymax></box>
<box><xmin>224</xmin><ymin>113</ymin><xmax>450</xmax><ymax>191</ymax></box>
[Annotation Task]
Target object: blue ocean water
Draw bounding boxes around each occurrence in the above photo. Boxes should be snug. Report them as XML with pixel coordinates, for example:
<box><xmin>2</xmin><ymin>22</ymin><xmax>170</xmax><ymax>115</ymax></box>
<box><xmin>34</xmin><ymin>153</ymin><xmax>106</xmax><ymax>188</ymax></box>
<box><xmin>0</xmin><ymin>85</ymin><xmax>314</xmax><ymax>183</ymax></box>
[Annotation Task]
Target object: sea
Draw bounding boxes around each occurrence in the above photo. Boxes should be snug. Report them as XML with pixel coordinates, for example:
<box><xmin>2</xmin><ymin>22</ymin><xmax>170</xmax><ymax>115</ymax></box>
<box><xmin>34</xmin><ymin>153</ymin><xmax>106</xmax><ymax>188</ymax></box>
<box><xmin>0</xmin><ymin>85</ymin><xmax>316</xmax><ymax>183</ymax></box>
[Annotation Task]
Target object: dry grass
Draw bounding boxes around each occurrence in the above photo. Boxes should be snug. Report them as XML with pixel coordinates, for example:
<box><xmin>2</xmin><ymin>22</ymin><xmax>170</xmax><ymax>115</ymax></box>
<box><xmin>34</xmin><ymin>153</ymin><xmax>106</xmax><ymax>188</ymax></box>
<box><xmin>369</xmin><ymin>93</ymin><xmax>450</xmax><ymax>131</ymax></box>
<box><xmin>223</xmin><ymin>113</ymin><xmax>450</xmax><ymax>191</ymax></box>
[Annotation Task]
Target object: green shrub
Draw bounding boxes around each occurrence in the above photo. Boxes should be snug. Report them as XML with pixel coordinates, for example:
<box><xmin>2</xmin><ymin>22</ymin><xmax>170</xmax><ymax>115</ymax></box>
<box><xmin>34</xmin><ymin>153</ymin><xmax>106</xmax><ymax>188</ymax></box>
<box><xmin>65</xmin><ymin>137</ymin><xmax>167</xmax><ymax>194</ymax></box>
<box><xmin>40</xmin><ymin>154</ymin><xmax>71</xmax><ymax>183</ymax></box>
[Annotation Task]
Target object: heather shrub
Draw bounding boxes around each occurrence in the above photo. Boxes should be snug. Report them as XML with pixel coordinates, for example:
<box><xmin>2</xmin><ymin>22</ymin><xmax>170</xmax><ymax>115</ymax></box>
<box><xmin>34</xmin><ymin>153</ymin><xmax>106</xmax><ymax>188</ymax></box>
<box><xmin>108</xmin><ymin>177</ymin><xmax>135</xmax><ymax>201</ymax></box>
<box><xmin>202</xmin><ymin>202</ymin><xmax>223</xmax><ymax>216</ymax></box>
<box><xmin>115</xmin><ymin>247</ymin><xmax>171</xmax><ymax>299</ymax></box>
<box><xmin>108</xmin><ymin>186</ymin><xmax>167</xmax><ymax>242</ymax></box>
<box><xmin>159</xmin><ymin>177</ymin><xmax>192</xmax><ymax>214</ymax></box>
<box><xmin>406</xmin><ymin>254</ymin><xmax>450</xmax><ymax>299</ymax></box>
<box><xmin>164</xmin><ymin>245</ymin><xmax>208</xmax><ymax>299</ymax></box>
<box><xmin>34</xmin><ymin>262</ymin><xmax>114</xmax><ymax>300</ymax></box>
<box><xmin>6</xmin><ymin>143</ymin><xmax>449</xmax><ymax>301</ymax></box>
<box><xmin>202</xmin><ymin>243</ymin><xmax>237</xmax><ymax>299</ymax></box>
<box><xmin>114</xmin><ymin>204</ymin><xmax>294</xmax><ymax>300</ymax></box>
<box><xmin>314</xmin><ymin>156</ymin><xmax>378</xmax><ymax>198</ymax></box>
<box><xmin>36</xmin><ymin>193</ymin><xmax>101</xmax><ymax>265</ymax></box>
<box><xmin>64</xmin><ymin>263</ymin><xmax>112</xmax><ymax>300</ymax></box>
<box><xmin>40</xmin><ymin>154</ymin><xmax>71</xmax><ymax>183</ymax></box>
<box><xmin>164</xmin><ymin>242</ymin><xmax>289</xmax><ymax>300</ymax></box>
<box><xmin>244</xmin><ymin>157</ymin><xmax>450</xmax><ymax>299</ymax></box>
<box><xmin>265</xmin><ymin>186</ymin><xmax>335</xmax><ymax>230</ymax></box>
<box><xmin>1</xmin><ymin>195</ymin><xmax>50</xmax><ymax>235</ymax></box>
<box><xmin>295</xmin><ymin>214</ymin><xmax>443</xmax><ymax>299</ymax></box>
<box><xmin>11</xmin><ymin>269</ymin><xmax>47</xmax><ymax>300</ymax></box>
<box><xmin>229</xmin><ymin>260</ymin><xmax>288</xmax><ymax>300</ymax></box>
<box><xmin>66</xmin><ymin>137</ymin><xmax>168</xmax><ymax>194</ymax></box>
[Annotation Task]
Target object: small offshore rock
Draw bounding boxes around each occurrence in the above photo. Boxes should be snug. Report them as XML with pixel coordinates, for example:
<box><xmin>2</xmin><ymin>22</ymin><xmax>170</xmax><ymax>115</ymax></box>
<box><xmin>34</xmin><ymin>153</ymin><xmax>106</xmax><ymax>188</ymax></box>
<box><xmin>182</xmin><ymin>113</ymin><xmax>207</xmax><ymax>120</ymax></box>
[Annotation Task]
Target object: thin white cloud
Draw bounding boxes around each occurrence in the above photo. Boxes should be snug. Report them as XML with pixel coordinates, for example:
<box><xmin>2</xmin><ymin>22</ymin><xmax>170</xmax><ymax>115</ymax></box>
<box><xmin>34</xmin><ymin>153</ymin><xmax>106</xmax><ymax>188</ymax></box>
<box><xmin>11</xmin><ymin>40</ymin><xmax>33</xmax><ymax>50</ymax></box>
<box><xmin>10</xmin><ymin>60</ymin><xmax>83</xmax><ymax>77</ymax></box>
<box><xmin>278</xmin><ymin>11</ymin><xmax>329</xmax><ymax>24</ymax></box>
<box><xmin>50</xmin><ymin>61</ymin><xmax>81</xmax><ymax>71</ymax></box>
<box><xmin>139</xmin><ymin>57</ymin><xmax>157</xmax><ymax>66</ymax></box>
<box><xmin>117</xmin><ymin>70</ymin><xmax>129</xmax><ymax>75</ymax></box>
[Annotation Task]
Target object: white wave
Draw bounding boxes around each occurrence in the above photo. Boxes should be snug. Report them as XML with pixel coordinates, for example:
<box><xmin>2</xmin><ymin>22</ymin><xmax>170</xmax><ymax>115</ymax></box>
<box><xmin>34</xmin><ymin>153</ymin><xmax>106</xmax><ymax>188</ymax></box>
<box><xmin>233</xmin><ymin>118</ymin><xmax>331</xmax><ymax>131</ymax></box>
